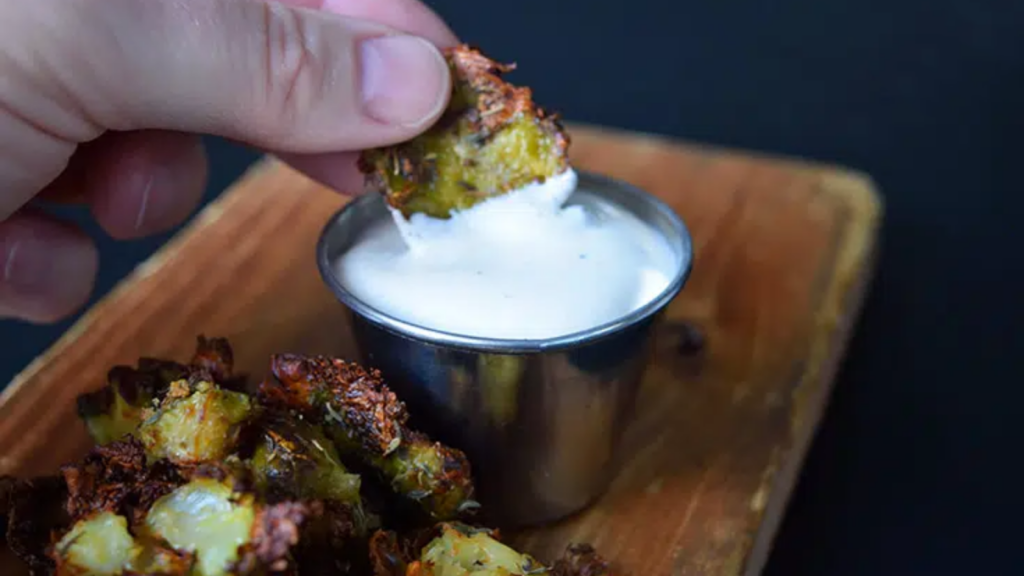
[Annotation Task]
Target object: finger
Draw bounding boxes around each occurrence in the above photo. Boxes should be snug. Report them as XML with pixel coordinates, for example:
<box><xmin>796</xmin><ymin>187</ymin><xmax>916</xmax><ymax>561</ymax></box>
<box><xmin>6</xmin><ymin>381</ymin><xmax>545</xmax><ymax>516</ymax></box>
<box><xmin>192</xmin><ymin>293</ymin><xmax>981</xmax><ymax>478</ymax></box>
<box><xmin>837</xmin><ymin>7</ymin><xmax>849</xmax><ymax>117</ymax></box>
<box><xmin>37</xmin><ymin>132</ymin><xmax>140</xmax><ymax>206</ymax></box>
<box><xmin>0</xmin><ymin>77</ymin><xmax>82</xmax><ymax>219</ymax></box>
<box><xmin>0</xmin><ymin>209</ymin><xmax>98</xmax><ymax>324</ymax></box>
<box><xmin>0</xmin><ymin>0</ymin><xmax>452</xmax><ymax>217</ymax></box>
<box><xmin>32</xmin><ymin>0</ymin><xmax>452</xmax><ymax>150</ymax></box>
<box><xmin>271</xmin><ymin>0</ymin><xmax>459</xmax><ymax>195</ymax></box>
<box><xmin>273</xmin><ymin>0</ymin><xmax>458</xmax><ymax>47</ymax></box>
<box><xmin>36</xmin><ymin>131</ymin><xmax>208</xmax><ymax>239</ymax></box>
<box><xmin>274</xmin><ymin>150</ymin><xmax>364</xmax><ymax>194</ymax></box>
<box><xmin>301</xmin><ymin>0</ymin><xmax>458</xmax><ymax>47</ymax></box>
<box><xmin>85</xmin><ymin>131</ymin><xmax>209</xmax><ymax>240</ymax></box>
<box><xmin>35</xmin><ymin>146</ymin><xmax>91</xmax><ymax>205</ymax></box>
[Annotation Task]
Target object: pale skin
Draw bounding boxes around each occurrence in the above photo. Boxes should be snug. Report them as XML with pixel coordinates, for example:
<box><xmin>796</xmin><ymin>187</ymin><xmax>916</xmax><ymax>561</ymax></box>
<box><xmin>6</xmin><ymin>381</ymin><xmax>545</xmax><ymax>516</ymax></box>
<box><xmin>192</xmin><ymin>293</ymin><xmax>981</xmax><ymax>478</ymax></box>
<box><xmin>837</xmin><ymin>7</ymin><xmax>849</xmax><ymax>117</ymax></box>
<box><xmin>0</xmin><ymin>0</ymin><xmax>459</xmax><ymax>323</ymax></box>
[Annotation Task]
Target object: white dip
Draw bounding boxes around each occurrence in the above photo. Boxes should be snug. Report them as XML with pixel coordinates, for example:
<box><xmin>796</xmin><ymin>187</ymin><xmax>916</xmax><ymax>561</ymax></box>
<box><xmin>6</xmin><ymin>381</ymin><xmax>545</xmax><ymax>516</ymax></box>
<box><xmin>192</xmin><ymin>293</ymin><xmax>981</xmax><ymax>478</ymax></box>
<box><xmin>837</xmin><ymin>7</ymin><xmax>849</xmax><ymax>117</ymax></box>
<box><xmin>333</xmin><ymin>169</ymin><xmax>677</xmax><ymax>340</ymax></box>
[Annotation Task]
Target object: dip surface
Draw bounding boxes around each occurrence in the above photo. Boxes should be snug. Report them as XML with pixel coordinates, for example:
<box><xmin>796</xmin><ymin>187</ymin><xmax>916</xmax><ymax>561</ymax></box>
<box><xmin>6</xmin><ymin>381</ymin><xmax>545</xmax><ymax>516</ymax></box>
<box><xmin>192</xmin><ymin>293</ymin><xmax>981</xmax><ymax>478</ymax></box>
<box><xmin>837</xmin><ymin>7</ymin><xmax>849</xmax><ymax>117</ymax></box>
<box><xmin>333</xmin><ymin>170</ymin><xmax>677</xmax><ymax>340</ymax></box>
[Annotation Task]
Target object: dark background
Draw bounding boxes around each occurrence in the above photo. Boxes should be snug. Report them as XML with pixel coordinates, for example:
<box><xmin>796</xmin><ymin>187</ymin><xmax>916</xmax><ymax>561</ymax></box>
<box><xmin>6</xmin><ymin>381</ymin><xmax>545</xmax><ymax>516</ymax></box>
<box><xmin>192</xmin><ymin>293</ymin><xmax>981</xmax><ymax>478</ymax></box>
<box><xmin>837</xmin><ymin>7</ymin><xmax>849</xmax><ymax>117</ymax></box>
<box><xmin>2</xmin><ymin>1</ymin><xmax>1023</xmax><ymax>574</ymax></box>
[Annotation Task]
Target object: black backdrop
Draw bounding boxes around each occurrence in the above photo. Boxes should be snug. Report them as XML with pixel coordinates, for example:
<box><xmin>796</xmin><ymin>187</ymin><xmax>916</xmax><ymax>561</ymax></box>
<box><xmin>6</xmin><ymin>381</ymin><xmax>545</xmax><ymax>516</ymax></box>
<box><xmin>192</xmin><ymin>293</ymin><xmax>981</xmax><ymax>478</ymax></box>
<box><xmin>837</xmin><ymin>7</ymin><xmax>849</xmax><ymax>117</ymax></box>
<box><xmin>2</xmin><ymin>1</ymin><xmax>1023</xmax><ymax>574</ymax></box>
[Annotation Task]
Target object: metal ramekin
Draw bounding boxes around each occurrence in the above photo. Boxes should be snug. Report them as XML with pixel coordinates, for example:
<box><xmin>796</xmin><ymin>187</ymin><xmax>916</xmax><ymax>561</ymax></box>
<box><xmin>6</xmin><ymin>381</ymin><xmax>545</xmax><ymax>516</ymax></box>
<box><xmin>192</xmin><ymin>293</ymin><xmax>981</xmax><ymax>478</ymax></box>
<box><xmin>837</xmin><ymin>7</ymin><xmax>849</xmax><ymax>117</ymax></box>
<box><xmin>316</xmin><ymin>171</ymin><xmax>693</xmax><ymax>527</ymax></box>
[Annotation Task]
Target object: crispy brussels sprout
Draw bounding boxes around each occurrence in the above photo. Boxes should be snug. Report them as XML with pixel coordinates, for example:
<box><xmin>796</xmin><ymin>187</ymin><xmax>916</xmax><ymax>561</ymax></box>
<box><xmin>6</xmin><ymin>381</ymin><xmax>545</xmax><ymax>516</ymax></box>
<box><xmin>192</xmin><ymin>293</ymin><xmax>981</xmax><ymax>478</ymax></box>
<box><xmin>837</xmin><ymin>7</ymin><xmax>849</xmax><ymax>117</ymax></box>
<box><xmin>134</xmin><ymin>335</ymin><xmax>248</xmax><ymax>393</ymax></box>
<box><xmin>370</xmin><ymin>524</ymin><xmax>616</xmax><ymax>576</ymax></box>
<box><xmin>249</xmin><ymin>409</ymin><xmax>377</xmax><ymax>561</ymax></box>
<box><xmin>246</xmin><ymin>411</ymin><xmax>370</xmax><ymax>575</ymax></box>
<box><xmin>144</xmin><ymin>477</ymin><xmax>312</xmax><ymax>576</ymax></box>
<box><xmin>77</xmin><ymin>364</ymin><xmax>180</xmax><ymax>446</ymax></box>
<box><xmin>138</xmin><ymin>379</ymin><xmax>255</xmax><ymax>465</ymax></box>
<box><xmin>61</xmin><ymin>438</ymin><xmax>186</xmax><ymax>527</ymax></box>
<box><xmin>251</xmin><ymin>412</ymin><xmax>361</xmax><ymax>506</ymax></box>
<box><xmin>259</xmin><ymin>355</ymin><xmax>476</xmax><ymax>521</ymax></box>
<box><xmin>369</xmin><ymin>523</ymin><xmax>545</xmax><ymax>576</ymax></box>
<box><xmin>358</xmin><ymin>45</ymin><xmax>571</xmax><ymax>219</ymax></box>
<box><xmin>128</xmin><ymin>537</ymin><xmax>195</xmax><ymax>575</ymax></box>
<box><xmin>415</xmin><ymin>523</ymin><xmax>545</xmax><ymax>576</ymax></box>
<box><xmin>6</xmin><ymin>475</ymin><xmax>70</xmax><ymax>574</ymax></box>
<box><xmin>55</xmin><ymin>511</ymin><xmax>136</xmax><ymax>575</ymax></box>
<box><xmin>143</xmin><ymin>477</ymin><xmax>256</xmax><ymax>575</ymax></box>
<box><xmin>47</xmin><ymin>439</ymin><xmax>310</xmax><ymax>576</ymax></box>
<box><xmin>77</xmin><ymin>387</ymin><xmax>145</xmax><ymax>447</ymax></box>
<box><xmin>233</xmin><ymin>500</ymin><xmax>311</xmax><ymax>575</ymax></box>
<box><xmin>260</xmin><ymin>355</ymin><xmax>407</xmax><ymax>456</ymax></box>
<box><xmin>10</xmin><ymin>336</ymin><xmax>622</xmax><ymax>576</ymax></box>
<box><xmin>52</xmin><ymin>511</ymin><xmax>193</xmax><ymax>576</ymax></box>
<box><xmin>369</xmin><ymin>430</ymin><xmax>478</xmax><ymax>522</ymax></box>
<box><xmin>77</xmin><ymin>336</ymin><xmax>248</xmax><ymax>446</ymax></box>
<box><xmin>49</xmin><ymin>478</ymin><xmax>309</xmax><ymax>576</ymax></box>
<box><xmin>285</xmin><ymin>500</ymin><xmax>364</xmax><ymax>576</ymax></box>
<box><xmin>190</xmin><ymin>335</ymin><xmax>235</xmax><ymax>384</ymax></box>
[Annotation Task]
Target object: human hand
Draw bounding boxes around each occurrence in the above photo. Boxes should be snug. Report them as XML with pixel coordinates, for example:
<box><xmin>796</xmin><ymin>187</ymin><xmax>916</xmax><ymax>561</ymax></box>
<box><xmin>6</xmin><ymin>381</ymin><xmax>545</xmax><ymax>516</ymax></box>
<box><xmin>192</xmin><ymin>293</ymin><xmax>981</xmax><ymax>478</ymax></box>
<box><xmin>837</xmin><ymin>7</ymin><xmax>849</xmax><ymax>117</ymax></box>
<box><xmin>0</xmin><ymin>0</ymin><xmax>458</xmax><ymax>323</ymax></box>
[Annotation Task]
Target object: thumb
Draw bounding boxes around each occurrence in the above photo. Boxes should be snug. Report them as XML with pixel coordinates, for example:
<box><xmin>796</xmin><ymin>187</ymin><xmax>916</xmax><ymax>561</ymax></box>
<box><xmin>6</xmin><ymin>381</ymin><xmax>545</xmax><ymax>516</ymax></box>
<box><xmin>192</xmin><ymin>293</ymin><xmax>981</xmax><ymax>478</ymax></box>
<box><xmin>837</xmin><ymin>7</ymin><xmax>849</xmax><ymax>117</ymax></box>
<box><xmin>28</xmin><ymin>0</ymin><xmax>452</xmax><ymax>153</ymax></box>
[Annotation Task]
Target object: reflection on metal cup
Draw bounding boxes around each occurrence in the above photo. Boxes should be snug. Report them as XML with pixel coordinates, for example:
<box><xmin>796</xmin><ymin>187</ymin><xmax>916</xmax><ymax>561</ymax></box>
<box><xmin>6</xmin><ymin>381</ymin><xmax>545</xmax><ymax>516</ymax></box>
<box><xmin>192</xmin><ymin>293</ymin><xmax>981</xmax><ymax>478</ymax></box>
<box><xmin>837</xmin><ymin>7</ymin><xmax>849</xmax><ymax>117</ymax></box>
<box><xmin>317</xmin><ymin>172</ymin><xmax>693</xmax><ymax>527</ymax></box>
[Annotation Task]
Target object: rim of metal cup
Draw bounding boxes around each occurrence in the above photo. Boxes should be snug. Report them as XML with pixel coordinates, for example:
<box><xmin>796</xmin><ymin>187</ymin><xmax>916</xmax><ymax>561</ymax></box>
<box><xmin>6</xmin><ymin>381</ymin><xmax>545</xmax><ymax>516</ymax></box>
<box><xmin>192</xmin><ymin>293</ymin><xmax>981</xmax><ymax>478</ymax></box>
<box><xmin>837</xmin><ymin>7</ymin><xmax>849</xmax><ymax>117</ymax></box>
<box><xmin>316</xmin><ymin>171</ymin><xmax>694</xmax><ymax>354</ymax></box>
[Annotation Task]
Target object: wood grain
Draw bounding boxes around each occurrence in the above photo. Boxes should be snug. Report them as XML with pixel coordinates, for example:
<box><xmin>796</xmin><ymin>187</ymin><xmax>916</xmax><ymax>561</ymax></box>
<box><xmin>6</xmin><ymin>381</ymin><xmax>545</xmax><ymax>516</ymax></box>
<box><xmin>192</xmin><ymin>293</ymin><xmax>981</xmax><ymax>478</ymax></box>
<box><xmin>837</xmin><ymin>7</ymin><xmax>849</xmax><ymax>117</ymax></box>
<box><xmin>0</xmin><ymin>123</ymin><xmax>881</xmax><ymax>576</ymax></box>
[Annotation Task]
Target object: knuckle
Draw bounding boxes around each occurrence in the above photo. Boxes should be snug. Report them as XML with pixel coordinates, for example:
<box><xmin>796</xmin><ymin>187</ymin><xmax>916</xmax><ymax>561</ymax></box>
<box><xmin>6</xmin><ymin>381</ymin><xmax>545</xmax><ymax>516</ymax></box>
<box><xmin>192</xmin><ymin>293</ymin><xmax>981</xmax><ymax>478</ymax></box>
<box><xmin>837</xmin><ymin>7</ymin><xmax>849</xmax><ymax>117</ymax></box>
<box><xmin>0</xmin><ymin>1</ymin><xmax>105</xmax><ymax>138</ymax></box>
<box><xmin>258</xmin><ymin>4</ymin><xmax>327</xmax><ymax>136</ymax></box>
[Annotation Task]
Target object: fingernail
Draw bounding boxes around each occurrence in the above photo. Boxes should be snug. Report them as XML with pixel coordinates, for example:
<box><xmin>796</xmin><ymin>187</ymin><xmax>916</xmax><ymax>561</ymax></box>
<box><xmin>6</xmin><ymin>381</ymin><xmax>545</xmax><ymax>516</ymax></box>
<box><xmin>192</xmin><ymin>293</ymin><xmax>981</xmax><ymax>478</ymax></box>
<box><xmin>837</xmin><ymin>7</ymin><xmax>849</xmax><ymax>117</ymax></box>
<box><xmin>133</xmin><ymin>137</ymin><xmax>205</xmax><ymax>234</ymax></box>
<box><xmin>0</xmin><ymin>225</ymin><xmax>97</xmax><ymax>322</ymax></box>
<box><xmin>360</xmin><ymin>35</ymin><xmax>450</xmax><ymax>127</ymax></box>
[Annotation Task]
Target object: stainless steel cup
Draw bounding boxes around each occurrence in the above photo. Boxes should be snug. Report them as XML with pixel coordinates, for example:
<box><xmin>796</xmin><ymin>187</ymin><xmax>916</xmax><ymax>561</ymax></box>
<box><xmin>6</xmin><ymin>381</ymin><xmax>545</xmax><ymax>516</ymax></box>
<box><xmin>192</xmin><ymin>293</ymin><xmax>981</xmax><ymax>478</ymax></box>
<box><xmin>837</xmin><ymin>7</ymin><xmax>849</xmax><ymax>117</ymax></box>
<box><xmin>317</xmin><ymin>171</ymin><xmax>693</xmax><ymax>527</ymax></box>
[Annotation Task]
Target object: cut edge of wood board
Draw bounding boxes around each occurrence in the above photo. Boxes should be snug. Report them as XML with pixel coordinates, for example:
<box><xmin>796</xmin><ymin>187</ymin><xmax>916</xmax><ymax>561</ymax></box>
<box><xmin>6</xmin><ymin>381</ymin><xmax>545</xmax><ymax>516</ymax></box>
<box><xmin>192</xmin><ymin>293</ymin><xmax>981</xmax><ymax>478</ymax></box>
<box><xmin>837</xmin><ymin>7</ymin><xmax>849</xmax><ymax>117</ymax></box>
<box><xmin>0</xmin><ymin>156</ymin><xmax>283</xmax><ymax>401</ymax></box>
<box><xmin>741</xmin><ymin>170</ymin><xmax>883</xmax><ymax>576</ymax></box>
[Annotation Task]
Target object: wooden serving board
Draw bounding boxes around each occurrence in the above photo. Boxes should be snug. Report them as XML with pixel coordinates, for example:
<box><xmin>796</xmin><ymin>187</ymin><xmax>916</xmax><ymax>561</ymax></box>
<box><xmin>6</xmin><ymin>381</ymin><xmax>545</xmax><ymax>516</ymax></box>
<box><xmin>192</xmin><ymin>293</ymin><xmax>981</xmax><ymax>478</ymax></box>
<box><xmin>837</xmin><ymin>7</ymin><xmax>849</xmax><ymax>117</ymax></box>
<box><xmin>0</xmin><ymin>124</ymin><xmax>881</xmax><ymax>576</ymax></box>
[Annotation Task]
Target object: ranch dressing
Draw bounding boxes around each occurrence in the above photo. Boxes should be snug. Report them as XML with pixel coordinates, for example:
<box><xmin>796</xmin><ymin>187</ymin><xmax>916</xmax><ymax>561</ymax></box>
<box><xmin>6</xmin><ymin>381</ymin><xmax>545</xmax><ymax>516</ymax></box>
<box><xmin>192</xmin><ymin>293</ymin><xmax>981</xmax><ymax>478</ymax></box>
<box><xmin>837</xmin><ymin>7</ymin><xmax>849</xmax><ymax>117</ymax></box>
<box><xmin>334</xmin><ymin>169</ymin><xmax>676</xmax><ymax>340</ymax></box>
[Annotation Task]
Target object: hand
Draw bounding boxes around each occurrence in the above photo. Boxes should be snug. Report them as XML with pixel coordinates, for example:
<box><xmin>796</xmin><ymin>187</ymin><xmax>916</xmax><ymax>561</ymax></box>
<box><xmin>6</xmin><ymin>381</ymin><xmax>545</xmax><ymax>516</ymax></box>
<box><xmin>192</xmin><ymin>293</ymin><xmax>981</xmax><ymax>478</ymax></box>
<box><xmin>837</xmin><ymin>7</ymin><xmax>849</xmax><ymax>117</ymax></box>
<box><xmin>0</xmin><ymin>0</ymin><xmax>458</xmax><ymax>323</ymax></box>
